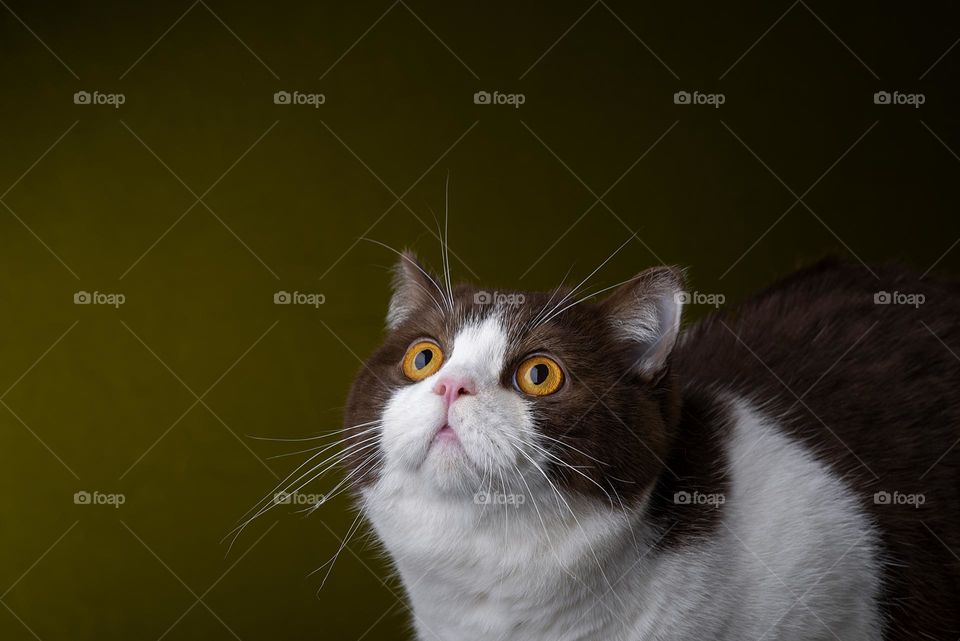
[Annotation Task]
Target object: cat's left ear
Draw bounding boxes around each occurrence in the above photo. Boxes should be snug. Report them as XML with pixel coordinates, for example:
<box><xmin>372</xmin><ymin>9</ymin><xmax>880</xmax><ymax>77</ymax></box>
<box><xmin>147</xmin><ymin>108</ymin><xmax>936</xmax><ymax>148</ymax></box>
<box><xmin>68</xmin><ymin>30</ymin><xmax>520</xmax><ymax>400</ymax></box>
<box><xmin>600</xmin><ymin>266</ymin><xmax>686</xmax><ymax>381</ymax></box>
<box><xmin>386</xmin><ymin>251</ymin><xmax>444</xmax><ymax>329</ymax></box>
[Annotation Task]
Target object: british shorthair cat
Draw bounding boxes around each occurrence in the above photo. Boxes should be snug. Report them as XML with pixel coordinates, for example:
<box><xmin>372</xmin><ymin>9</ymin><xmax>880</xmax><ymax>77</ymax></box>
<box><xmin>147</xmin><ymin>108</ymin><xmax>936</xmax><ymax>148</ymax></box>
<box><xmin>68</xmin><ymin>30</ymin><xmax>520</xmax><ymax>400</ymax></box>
<box><xmin>265</xmin><ymin>251</ymin><xmax>960</xmax><ymax>640</ymax></box>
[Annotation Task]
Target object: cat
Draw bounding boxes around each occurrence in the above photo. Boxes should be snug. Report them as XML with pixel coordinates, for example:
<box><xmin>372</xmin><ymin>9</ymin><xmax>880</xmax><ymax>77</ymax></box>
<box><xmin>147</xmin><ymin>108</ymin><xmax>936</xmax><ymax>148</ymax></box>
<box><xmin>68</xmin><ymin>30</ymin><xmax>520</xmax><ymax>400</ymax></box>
<box><xmin>337</xmin><ymin>252</ymin><xmax>959</xmax><ymax>641</ymax></box>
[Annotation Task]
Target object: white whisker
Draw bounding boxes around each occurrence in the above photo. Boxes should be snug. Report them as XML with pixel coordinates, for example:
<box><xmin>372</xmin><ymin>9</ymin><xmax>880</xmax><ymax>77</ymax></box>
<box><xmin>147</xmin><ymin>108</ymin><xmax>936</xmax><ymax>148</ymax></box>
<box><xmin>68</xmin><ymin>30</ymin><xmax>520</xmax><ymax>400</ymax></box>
<box><xmin>535</xmin><ymin>233</ymin><xmax>635</xmax><ymax>327</ymax></box>
<box><xmin>362</xmin><ymin>237</ymin><xmax>451</xmax><ymax>311</ymax></box>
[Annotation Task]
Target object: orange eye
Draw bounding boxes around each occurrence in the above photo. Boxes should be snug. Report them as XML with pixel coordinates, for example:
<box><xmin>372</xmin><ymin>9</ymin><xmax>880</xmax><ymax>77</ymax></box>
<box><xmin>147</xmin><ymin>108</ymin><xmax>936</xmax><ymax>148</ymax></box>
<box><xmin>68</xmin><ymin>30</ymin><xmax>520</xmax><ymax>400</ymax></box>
<box><xmin>515</xmin><ymin>355</ymin><xmax>564</xmax><ymax>397</ymax></box>
<box><xmin>402</xmin><ymin>340</ymin><xmax>444</xmax><ymax>381</ymax></box>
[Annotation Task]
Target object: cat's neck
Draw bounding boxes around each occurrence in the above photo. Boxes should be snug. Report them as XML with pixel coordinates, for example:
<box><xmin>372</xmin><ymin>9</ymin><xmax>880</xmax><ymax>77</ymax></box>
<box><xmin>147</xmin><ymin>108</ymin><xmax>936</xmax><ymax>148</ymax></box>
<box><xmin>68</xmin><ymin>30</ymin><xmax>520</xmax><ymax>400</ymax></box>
<box><xmin>365</xmin><ymin>482</ymin><xmax>662</xmax><ymax>640</ymax></box>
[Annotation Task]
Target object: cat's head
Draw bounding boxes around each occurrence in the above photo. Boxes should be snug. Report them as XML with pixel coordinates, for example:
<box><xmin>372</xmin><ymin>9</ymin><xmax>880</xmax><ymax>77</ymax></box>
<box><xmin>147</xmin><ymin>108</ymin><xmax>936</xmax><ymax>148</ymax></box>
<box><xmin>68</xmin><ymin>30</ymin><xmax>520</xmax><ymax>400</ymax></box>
<box><xmin>343</xmin><ymin>252</ymin><xmax>685</xmax><ymax>510</ymax></box>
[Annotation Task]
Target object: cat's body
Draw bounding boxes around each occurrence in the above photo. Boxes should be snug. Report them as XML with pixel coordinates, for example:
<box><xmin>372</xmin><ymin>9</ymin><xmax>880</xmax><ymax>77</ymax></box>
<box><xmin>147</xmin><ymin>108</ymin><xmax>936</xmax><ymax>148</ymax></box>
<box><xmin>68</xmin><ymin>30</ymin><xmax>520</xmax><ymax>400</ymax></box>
<box><xmin>343</xmin><ymin>257</ymin><xmax>960</xmax><ymax>641</ymax></box>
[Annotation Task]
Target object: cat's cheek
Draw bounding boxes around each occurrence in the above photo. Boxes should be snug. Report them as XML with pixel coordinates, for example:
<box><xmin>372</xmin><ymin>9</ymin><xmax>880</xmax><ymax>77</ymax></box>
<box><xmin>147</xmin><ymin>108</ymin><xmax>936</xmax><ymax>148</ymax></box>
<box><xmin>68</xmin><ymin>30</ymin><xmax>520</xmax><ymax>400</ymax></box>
<box><xmin>379</xmin><ymin>381</ymin><xmax>447</xmax><ymax>469</ymax></box>
<box><xmin>462</xmin><ymin>392</ymin><xmax>546</xmax><ymax>486</ymax></box>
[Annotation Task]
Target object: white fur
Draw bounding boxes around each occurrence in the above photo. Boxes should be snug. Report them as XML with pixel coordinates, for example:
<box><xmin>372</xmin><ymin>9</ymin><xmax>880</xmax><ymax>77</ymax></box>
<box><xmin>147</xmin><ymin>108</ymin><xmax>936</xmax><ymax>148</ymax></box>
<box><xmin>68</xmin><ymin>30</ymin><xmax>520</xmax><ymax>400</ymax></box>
<box><xmin>362</xmin><ymin>316</ymin><xmax>883</xmax><ymax>640</ymax></box>
<box><xmin>377</xmin><ymin>315</ymin><xmax>536</xmax><ymax>496</ymax></box>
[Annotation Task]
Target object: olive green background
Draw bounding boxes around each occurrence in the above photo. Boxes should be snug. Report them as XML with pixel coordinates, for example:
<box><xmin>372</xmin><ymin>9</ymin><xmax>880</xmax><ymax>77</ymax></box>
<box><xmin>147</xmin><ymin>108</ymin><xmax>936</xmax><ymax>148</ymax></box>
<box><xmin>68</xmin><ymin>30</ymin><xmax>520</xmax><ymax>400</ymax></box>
<box><xmin>1</xmin><ymin>1</ymin><xmax>958</xmax><ymax>639</ymax></box>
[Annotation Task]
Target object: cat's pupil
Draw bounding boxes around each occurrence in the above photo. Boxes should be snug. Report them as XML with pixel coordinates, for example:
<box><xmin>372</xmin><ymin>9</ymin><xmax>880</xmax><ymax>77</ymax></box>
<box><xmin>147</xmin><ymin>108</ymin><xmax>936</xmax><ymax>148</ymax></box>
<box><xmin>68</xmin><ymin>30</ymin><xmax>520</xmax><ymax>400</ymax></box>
<box><xmin>530</xmin><ymin>363</ymin><xmax>549</xmax><ymax>385</ymax></box>
<box><xmin>414</xmin><ymin>349</ymin><xmax>433</xmax><ymax>370</ymax></box>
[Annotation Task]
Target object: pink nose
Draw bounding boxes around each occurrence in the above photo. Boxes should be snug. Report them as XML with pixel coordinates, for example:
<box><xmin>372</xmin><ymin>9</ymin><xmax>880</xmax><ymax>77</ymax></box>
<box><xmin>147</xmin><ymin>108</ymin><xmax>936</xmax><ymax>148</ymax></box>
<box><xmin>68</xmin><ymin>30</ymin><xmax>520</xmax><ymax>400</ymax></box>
<box><xmin>433</xmin><ymin>376</ymin><xmax>476</xmax><ymax>407</ymax></box>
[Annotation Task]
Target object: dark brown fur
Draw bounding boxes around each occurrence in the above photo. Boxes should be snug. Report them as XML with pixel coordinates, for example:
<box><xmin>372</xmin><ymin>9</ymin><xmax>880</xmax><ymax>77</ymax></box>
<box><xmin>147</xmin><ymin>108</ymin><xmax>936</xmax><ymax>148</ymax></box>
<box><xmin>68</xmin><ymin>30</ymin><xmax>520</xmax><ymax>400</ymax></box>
<box><xmin>673</xmin><ymin>258</ymin><xmax>960</xmax><ymax>640</ymax></box>
<box><xmin>343</xmin><ymin>255</ymin><xmax>960</xmax><ymax>640</ymax></box>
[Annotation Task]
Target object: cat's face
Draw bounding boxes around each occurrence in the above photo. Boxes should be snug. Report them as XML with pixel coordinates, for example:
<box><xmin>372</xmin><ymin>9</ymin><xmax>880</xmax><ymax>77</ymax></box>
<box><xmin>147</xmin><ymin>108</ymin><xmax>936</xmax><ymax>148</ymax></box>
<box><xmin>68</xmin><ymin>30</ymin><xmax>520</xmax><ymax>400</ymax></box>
<box><xmin>343</xmin><ymin>253</ymin><xmax>684</xmax><ymax>510</ymax></box>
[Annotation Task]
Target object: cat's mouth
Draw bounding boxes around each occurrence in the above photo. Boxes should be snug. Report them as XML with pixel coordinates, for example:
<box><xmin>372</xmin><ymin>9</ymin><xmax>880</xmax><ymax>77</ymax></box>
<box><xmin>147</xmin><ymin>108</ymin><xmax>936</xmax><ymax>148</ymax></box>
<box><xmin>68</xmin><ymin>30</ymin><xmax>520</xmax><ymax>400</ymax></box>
<box><xmin>431</xmin><ymin>423</ymin><xmax>460</xmax><ymax>446</ymax></box>
<box><xmin>424</xmin><ymin>422</ymin><xmax>475</xmax><ymax>468</ymax></box>
<box><xmin>417</xmin><ymin>420</ymin><xmax>481</xmax><ymax>478</ymax></box>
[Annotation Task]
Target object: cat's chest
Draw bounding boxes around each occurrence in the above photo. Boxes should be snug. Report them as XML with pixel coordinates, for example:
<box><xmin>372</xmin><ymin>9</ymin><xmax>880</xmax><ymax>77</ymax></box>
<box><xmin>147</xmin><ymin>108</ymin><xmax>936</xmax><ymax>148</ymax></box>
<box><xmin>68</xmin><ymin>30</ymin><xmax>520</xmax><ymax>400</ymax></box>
<box><xmin>369</xmin><ymin>492</ymin><xmax>569</xmax><ymax>591</ymax></box>
<box><xmin>364</xmin><ymin>494</ymin><xmax>636</xmax><ymax>640</ymax></box>
<box><xmin>389</xmin><ymin>535</ymin><xmax>672</xmax><ymax>641</ymax></box>
<box><xmin>406</xmin><ymin>584</ymin><xmax>627</xmax><ymax>641</ymax></box>
<box><xmin>397</xmin><ymin>553</ymin><xmax>632</xmax><ymax>641</ymax></box>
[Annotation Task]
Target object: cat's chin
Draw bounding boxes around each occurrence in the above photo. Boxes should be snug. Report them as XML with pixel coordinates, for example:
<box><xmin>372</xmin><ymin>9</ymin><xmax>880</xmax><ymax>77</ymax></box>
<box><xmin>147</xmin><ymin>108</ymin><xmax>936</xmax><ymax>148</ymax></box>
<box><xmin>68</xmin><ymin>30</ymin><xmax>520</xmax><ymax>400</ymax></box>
<box><xmin>420</xmin><ymin>447</ymin><xmax>477</xmax><ymax>493</ymax></box>
<box><xmin>419</xmin><ymin>440</ymin><xmax>482</xmax><ymax>493</ymax></box>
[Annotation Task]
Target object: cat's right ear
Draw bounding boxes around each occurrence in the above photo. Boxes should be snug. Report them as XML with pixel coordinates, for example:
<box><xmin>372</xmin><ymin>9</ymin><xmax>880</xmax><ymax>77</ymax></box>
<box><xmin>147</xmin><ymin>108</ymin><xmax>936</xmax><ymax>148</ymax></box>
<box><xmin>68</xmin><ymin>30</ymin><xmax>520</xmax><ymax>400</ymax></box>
<box><xmin>600</xmin><ymin>266</ymin><xmax>686</xmax><ymax>382</ymax></box>
<box><xmin>386</xmin><ymin>251</ymin><xmax>444</xmax><ymax>329</ymax></box>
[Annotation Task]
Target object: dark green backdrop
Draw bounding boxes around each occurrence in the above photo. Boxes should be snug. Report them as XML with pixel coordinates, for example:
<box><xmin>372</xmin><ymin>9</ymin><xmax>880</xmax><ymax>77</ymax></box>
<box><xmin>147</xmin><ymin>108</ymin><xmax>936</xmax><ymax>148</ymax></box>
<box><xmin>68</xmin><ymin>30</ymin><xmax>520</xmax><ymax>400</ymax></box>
<box><xmin>1</xmin><ymin>2</ymin><xmax>957</xmax><ymax>639</ymax></box>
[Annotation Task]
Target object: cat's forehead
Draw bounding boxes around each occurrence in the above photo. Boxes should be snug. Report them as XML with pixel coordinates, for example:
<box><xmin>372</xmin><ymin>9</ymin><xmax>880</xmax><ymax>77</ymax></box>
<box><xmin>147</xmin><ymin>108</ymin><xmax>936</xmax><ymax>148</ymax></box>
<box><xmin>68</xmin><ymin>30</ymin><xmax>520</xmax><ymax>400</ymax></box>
<box><xmin>463</xmin><ymin>283</ymin><xmax>572</xmax><ymax>316</ymax></box>
<box><xmin>440</xmin><ymin>314</ymin><xmax>511</xmax><ymax>380</ymax></box>
<box><xmin>444</xmin><ymin>285</ymin><xmax>578</xmax><ymax>341</ymax></box>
